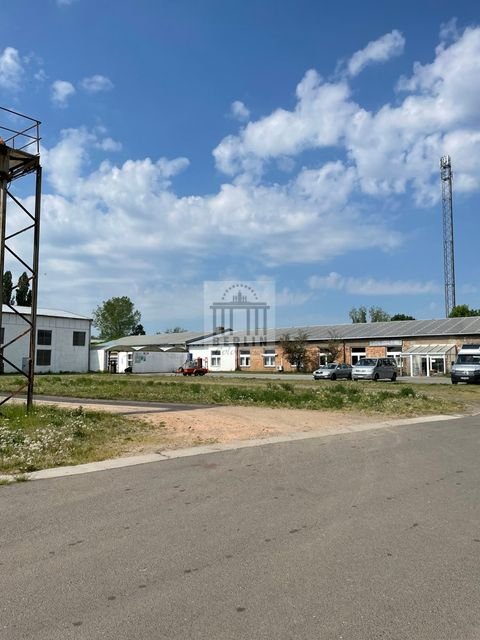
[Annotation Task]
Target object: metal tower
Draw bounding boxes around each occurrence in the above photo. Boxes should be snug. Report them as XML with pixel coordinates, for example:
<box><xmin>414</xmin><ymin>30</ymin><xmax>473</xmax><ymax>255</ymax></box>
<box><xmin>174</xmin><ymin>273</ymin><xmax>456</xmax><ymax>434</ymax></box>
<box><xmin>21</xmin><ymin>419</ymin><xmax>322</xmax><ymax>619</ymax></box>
<box><xmin>0</xmin><ymin>107</ymin><xmax>42</xmax><ymax>410</ymax></box>
<box><xmin>440</xmin><ymin>155</ymin><xmax>456</xmax><ymax>318</ymax></box>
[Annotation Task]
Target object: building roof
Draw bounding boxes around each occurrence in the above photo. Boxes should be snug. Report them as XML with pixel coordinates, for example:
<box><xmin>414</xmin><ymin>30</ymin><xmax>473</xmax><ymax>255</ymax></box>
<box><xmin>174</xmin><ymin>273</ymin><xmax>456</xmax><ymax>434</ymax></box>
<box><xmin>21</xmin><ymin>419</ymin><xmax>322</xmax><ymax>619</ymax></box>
<box><xmin>93</xmin><ymin>331</ymin><xmax>221</xmax><ymax>352</ymax></box>
<box><xmin>189</xmin><ymin>317</ymin><xmax>480</xmax><ymax>345</ymax></box>
<box><xmin>2</xmin><ymin>305</ymin><xmax>91</xmax><ymax>321</ymax></box>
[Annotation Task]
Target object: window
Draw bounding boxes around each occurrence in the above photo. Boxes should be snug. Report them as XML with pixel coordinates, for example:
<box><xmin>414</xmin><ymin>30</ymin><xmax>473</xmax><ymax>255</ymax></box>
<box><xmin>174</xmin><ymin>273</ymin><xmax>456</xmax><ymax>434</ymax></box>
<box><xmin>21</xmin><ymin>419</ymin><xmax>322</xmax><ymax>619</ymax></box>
<box><xmin>263</xmin><ymin>349</ymin><xmax>276</xmax><ymax>367</ymax></box>
<box><xmin>37</xmin><ymin>329</ymin><xmax>52</xmax><ymax>346</ymax></box>
<box><xmin>240</xmin><ymin>350</ymin><xmax>250</xmax><ymax>367</ymax></box>
<box><xmin>211</xmin><ymin>350</ymin><xmax>221</xmax><ymax>367</ymax></box>
<box><xmin>73</xmin><ymin>331</ymin><xmax>86</xmax><ymax>346</ymax></box>
<box><xmin>36</xmin><ymin>349</ymin><xmax>51</xmax><ymax>366</ymax></box>
<box><xmin>0</xmin><ymin>327</ymin><xmax>4</xmax><ymax>345</ymax></box>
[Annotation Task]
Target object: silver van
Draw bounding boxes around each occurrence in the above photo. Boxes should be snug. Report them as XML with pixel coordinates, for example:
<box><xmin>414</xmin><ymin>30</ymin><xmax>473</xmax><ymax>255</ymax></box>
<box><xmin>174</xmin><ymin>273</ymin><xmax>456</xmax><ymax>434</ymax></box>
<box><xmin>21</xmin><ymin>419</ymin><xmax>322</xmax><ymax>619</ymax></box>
<box><xmin>352</xmin><ymin>357</ymin><xmax>398</xmax><ymax>381</ymax></box>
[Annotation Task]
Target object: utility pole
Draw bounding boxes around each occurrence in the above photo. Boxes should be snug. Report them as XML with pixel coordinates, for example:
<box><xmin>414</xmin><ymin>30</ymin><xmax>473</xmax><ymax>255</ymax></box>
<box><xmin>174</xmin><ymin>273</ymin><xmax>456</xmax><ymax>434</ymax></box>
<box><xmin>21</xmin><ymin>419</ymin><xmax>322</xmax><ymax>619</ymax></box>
<box><xmin>440</xmin><ymin>155</ymin><xmax>456</xmax><ymax>318</ymax></box>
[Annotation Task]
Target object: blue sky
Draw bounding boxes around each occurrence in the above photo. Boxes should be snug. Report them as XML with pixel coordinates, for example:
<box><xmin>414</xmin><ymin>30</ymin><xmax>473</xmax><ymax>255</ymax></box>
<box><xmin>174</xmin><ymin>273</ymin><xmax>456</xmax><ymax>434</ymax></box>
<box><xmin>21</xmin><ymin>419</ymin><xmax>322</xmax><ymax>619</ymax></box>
<box><xmin>2</xmin><ymin>0</ymin><xmax>480</xmax><ymax>333</ymax></box>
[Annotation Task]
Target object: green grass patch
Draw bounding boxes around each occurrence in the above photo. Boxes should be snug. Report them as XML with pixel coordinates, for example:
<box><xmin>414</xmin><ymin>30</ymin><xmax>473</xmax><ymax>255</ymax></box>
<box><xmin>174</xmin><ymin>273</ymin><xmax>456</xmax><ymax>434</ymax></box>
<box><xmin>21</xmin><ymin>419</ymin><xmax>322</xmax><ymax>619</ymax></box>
<box><xmin>0</xmin><ymin>373</ymin><xmax>472</xmax><ymax>419</ymax></box>
<box><xmin>0</xmin><ymin>404</ymin><xmax>154</xmax><ymax>475</ymax></box>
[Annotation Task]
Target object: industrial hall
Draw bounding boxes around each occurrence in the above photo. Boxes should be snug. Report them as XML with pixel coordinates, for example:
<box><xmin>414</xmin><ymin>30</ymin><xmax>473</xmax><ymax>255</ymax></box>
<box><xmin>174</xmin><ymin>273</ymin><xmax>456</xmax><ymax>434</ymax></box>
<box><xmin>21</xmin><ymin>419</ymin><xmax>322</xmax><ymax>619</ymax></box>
<box><xmin>188</xmin><ymin>317</ymin><xmax>480</xmax><ymax>376</ymax></box>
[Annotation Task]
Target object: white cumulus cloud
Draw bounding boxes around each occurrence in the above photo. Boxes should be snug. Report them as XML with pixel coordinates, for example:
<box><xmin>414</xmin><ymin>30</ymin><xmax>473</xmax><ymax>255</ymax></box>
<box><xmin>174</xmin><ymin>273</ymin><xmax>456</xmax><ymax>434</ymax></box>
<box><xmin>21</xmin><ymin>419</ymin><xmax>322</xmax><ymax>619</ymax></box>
<box><xmin>230</xmin><ymin>100</ymin><xmax>250</xmax><ymax>121</ymax></box>
<box><xmin>308</xmin><ymin>272</ymin><xmax>439</xmax><ymax>295</ymax></box>
<box><xmin>214</xmin><ymin>26</ymin><xmax>480</xmax><ymax>203</ymax></box>
<box><xmin>80</xmin><ymin>74</ymin><xmax>114</xmax><ymax>93</ymax></box>
<box><xmin>0</xmin><ymin>47</ymin><xmax>24</xmax><ymax>91</ymax></box>
<box><xmin>51</xmin><ymin>80</ymin><xmax>76</xmax><ymax>107</ymax></box>
<box><xmin>347</xmin><ymin>30</ymin><xmax>405</xmax><ymax>77</ymax></box>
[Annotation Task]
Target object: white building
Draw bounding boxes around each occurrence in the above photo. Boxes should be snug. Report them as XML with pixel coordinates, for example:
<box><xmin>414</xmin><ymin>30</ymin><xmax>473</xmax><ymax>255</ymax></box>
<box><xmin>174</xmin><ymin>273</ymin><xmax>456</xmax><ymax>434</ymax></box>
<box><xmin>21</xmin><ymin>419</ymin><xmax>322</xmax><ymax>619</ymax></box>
<box><xmin>1</xmin><ymin>306</ymin><xmax>91</xmax><ymax>374</ymax></box>
<box><xmin>188</xmin><ymin>332</ymin><xmax>238</xmax><ymax>372</ymax></box>
<box><xmin>90</xmin><ymin>331</ymin><xmax>220</xmax><ymax>374</ymax></box>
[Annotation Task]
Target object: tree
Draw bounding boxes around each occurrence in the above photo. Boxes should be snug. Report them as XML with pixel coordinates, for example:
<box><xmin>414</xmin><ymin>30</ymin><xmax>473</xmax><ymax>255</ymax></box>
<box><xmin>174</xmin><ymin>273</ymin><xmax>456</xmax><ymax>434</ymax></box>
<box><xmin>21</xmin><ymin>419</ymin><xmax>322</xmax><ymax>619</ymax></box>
<box><xmin>349</xmin><ymin>306</ymin><xmax>367</xmax><ymax>323</ymax></box>
<box><xmin>165</xmin><ymin>326</ymin><xmax>188</xmax><ymax>333</ymax></box>
<box><xmin>350</xmin><ymin>306</ymin><xmax>392</xmax><ymax>322</ymax></box>
<box><xmin>15</xmin><ymin>272</ymin><xmax>32</xmax><ymax>306</ymax></box>
<box><xmin>368</xmin><ymin>306</ymin><xmax>391</xmax><ymax>322</ymax></box>
<box><xmin>2</xmin><ymin>270</ymin><xmax>14</xmax><ymax>305</ymax></box>
<box><xmin>390</xmin><ymin>313</ymin><xmax>416</xmax><ymax>321</ymax></box>
<box><xmin>92</xmin><ymin>296</ymin><xmax>142</xmax><ymax>341</ymax></box>
<box><xmin>448</xmin><ymin>304</ymin><xmax>480</xmax><ymax>318</ymax></box>
<box><xmin>130</xmin><ymin>323</ymin><xmax>146</xmax><ymax>335</ymax></box>
<box><xmin>279</xmin><ymin>329</ymin><xmax>310</xmax><ymax>371</ymax></box>
<box><xmin>323</xmin><ymin>330</ymin><xmax>343</xmax><ymax>363</ymax></box>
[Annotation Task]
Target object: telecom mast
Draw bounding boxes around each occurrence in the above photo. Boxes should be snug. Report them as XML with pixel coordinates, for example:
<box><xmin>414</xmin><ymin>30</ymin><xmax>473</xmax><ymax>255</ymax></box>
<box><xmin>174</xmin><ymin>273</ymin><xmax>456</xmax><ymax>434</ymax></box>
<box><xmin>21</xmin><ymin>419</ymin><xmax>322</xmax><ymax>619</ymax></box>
<box><xmin>440</xmin><ymin>155</ymin><xmax>456</xmax><ymax>317</ymax></box>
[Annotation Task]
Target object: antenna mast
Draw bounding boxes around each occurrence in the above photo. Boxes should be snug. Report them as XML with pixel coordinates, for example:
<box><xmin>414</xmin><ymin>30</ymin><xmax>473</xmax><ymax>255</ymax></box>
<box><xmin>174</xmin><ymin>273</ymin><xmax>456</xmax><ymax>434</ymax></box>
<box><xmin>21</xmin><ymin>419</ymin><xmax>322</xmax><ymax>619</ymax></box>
<box><xmin>440</xmin><ymin>155</ymin><xmax>456</xmax><ymax>317</ymax></box>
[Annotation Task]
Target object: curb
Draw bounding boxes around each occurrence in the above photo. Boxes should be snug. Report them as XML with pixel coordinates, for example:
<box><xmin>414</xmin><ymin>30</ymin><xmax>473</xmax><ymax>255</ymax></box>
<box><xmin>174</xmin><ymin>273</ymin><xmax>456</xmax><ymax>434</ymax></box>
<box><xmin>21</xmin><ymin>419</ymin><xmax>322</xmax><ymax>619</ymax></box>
<box><xmin>0</xmin><ymin>413</ymin><xmax>461</xmax><ymax>483</ymax></box>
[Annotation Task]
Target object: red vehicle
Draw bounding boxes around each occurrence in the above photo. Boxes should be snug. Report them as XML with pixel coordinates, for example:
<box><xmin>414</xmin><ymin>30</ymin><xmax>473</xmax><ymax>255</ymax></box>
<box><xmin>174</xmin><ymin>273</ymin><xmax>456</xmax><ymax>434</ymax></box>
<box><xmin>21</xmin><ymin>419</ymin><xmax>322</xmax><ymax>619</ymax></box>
<box><xmin>176</xmin><ymin>357</ymin><xmax>208</xmax><ymax>376</ymax></box>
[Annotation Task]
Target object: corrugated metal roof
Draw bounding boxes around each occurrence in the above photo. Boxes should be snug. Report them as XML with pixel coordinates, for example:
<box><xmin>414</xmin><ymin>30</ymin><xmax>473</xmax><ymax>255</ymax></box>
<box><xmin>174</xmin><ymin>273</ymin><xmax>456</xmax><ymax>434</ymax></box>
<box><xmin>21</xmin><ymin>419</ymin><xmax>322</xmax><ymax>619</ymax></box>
<box><xmin>93</xmin><ymin>331</ymin><xmax>221</xmax><ymax>351</ymax></box>
<box><xmin>189</xmin><ymin>317</ymin><xmax>480</xmax><ymax>345</ymax></box>
<box><xmin>2</xmin><ymin>305</ymin><xmax>91</xmax><ymax>320</ymax></box>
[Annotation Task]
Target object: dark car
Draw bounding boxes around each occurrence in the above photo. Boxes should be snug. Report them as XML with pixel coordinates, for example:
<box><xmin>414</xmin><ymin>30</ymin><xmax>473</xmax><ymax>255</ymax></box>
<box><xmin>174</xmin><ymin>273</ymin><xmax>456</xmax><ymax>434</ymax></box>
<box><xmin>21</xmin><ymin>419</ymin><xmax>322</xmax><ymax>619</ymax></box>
<box><xmin>313</xmin><ymin>363</ymin><xmax>352</xmax><ymax>380</ymax></box>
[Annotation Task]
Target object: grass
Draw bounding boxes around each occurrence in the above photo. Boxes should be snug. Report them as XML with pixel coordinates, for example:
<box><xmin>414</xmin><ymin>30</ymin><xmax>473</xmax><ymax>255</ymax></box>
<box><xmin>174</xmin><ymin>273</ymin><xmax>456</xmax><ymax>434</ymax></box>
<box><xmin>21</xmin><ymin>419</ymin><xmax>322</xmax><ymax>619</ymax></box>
<box><xmin>0</xmin><ymin>374</ymin><xmax>476</xmax><ymax>478</ymax></box>
<box><xmin>0</xmin><ymin>403</ymin><xmax>156</xmax><ymax>475</ymax></box>
<box><xmin>0</xmin><ymin>372</ymin><xmax>473</xmax><ymax>415</ymax></box>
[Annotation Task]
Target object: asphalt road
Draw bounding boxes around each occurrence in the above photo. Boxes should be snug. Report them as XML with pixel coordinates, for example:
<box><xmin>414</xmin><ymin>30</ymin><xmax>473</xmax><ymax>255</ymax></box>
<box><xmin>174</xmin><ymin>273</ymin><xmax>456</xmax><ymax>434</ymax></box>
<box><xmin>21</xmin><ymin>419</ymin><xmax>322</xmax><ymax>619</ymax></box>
<box><xmin>1</xmin><ymin>415</ymin><xmax>479</xmax><ymax>639</ymax></box>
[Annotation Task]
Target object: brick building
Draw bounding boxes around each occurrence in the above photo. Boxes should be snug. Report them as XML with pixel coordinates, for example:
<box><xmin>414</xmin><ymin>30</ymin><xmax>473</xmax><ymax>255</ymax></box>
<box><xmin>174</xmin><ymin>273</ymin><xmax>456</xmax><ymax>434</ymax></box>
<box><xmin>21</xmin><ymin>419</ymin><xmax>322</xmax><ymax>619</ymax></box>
<box><xmin>188</xmin><ymin>317</ymin><xmax>480</xmax><ymax>377</ymax></box>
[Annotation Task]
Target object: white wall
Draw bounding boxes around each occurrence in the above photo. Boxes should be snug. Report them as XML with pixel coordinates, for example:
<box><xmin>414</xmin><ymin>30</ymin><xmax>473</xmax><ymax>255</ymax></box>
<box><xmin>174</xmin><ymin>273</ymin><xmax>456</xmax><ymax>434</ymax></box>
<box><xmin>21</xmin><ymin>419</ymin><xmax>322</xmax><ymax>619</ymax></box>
<box><xmin>2</xmin><ymin>312</ymin><xmax>91</xmax><ymax>373</ymax></box>
<box><xmin>132</xmin><ymin>351</ymin><xmax>186</xmax><ymax>373</ymax></box>
<box><xmin>89</xmin><ymin>349</ymin><xmax>187</xmax><ymax>373</ymax></box>
<box><xmin>189</xmin><ymin>345</ymin><xmax>237</xmax><ymax>372</ymax></box>
<box><xmin>89</xmin><ymin>348</ymin><xmax>107</xmax><ymax>372</ymax></box>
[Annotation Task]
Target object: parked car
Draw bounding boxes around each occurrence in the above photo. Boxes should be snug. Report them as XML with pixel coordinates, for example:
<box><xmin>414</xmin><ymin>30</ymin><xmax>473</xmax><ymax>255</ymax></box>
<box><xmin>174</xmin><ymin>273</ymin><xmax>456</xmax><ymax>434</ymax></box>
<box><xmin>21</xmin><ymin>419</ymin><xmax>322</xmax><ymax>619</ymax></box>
<box><xmin>352</xmin><ymin>358</ymin><xmax>397</xmax><ymax>381</ymax></box>
<box><xmin>313</xmin><ymin>363</ymin><xmax>352</xmax><ymax>380</ymax></box>
<box><xmin>451</xmin><ymin>344</ymin><xmax>480</xmax><ymax>384</ymax></box>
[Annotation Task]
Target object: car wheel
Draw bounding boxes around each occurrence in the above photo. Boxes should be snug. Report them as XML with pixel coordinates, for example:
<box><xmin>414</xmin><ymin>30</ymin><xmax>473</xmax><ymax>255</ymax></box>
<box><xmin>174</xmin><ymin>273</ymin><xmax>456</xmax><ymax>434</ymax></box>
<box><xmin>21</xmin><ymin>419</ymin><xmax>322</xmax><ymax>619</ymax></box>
<box><xmin>331</xmin><ymin>373</ymin><xmax>336</xmax><ymax>381</ymax></box>
<box><xmin>452</xmin><ymin>380</ymin><xmax>458</xmax><ymax>384</ymax></box>
<box><xmin>391</xmin><ymin>372</ymin><xmax>397</xmax><ymax>382</ymax></box>
<box><xmin>183</xmin><ymin>372</ymin><xmax>188</xmax><ymax>376</ymax></box>
<box><xmin>373</xmin><ymin>373</ymin><xmax>379</xmax><ymax>381</ymax></box>
<box><xmin>348</xmin><ymin>373</ymin><xmax>352</xmax><ymax>380</ymax></box>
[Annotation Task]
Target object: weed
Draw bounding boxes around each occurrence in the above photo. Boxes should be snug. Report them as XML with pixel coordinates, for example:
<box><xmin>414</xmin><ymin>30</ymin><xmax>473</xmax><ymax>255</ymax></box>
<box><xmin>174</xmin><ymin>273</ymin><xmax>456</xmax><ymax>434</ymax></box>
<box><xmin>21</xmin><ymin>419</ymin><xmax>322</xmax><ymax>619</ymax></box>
<box><xmin>398</xmin><ymin>386</ymin><xmax>416</xmax><ymax>398</ymax></box>
<box><xmin>0</xmin><ymin>404</ymin><xmax>153</xmax><ymax>474</ymax></box>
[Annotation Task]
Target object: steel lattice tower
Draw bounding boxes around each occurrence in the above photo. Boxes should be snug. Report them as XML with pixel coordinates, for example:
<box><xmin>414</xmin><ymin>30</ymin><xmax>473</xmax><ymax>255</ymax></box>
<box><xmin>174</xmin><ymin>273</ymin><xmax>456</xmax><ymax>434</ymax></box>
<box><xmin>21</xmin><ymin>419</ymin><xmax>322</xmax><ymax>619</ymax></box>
<box><xmin>440</xmin><ymin>155</ymin><xmax>456</xmax><ymax>318</ymax></box>
<box><xmin>0</xmin><ymin>107</ymin><xmax>42</xmax><ymax>410</ymax></box>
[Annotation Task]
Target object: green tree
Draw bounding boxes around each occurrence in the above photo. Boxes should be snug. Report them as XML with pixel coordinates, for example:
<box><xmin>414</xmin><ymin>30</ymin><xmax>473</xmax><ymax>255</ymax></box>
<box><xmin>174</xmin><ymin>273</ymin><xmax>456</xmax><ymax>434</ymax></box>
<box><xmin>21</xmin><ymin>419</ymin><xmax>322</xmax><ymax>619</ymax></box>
<box><xmin>15</xmin><ymin>272</ymin><xmax>32</xmax><ymax>306</ymax></box>
<box><xmin>2</xmin><ymin>270</ymin><xmax>14</xmax><ymax>305</ymax></box>
<box><xmin>390</xmin><ymin>313</ymin><xmax>416</xmax><ymax>321</ymax></box>
<box><xmin>165</xmin><ymin>326</ymin><xmax>188</xmax><ymax>333</ymax></box>
<box><xmin>130</xmin><ymin>323</ymin><xmax>146</xmax><ymax>335</ymax></box>
<box><xmin>368</xmin><ymin>306</ymin><xmax>391</xmax><ymax>322</ymax></box>
<box><xmin>323</xmin><ymin>330</ymin><xmax>343</xmax><ymax>363</ymax></box>
<box><xmin>279</xmin><ymin>330</ymin><xmax>310</xmax><ymax>371</ymax></box>
<box><xmin>349</xmin><ymin>306</ymin><xmax>367</xmax><ymax>323</ymax></box>
<box><xmin>448</xmin><ymin>304</ymin><xmax>480</xmax><ymax>318</ymax></box>
<box><xmin>93</xmin><ymin>296</ymin><xmax>142</xmax><ymax>341</ymax></box>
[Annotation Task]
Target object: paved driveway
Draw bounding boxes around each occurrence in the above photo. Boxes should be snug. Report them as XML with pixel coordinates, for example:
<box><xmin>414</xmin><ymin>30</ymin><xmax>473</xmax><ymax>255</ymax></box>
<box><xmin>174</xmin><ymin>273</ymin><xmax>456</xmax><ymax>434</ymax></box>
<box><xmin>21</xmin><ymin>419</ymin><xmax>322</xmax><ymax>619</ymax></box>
<box><xmin>1</xmin><ymin>414</ymin><xmax>479</xmax><ymax>639</ymax></box>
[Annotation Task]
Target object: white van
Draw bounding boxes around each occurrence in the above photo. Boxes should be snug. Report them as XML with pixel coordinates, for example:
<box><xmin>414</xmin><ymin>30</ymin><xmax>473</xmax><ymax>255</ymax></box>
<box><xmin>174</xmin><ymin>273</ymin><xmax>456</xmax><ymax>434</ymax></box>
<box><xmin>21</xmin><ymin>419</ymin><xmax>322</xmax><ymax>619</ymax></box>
<box><xmin>451</xmin><ymin>344</ymin><xmax>480</xmax><ymax>384</ymax></box>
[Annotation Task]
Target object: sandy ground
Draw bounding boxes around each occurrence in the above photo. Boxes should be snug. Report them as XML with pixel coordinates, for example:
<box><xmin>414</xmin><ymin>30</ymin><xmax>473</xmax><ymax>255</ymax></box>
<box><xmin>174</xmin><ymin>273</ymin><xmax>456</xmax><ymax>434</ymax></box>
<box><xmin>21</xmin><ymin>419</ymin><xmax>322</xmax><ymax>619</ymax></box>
<box><xmin>34</xmin><ymin>399</ymin><xmax>390</xmax><ymax>452</ymax></box>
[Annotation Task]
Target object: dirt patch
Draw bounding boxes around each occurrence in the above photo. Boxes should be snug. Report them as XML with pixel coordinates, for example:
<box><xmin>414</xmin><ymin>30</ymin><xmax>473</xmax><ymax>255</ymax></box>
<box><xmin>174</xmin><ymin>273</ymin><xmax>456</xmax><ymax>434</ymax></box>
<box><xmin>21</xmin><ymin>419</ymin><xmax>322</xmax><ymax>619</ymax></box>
<box><xmin>143</xmin><ymin>405</ymin><xmax>388</xmax><ymax>446</ymax></box>
<box><xmin>34</xmin><ymin>399</ymin><xmax>389</xmax><ymax>453</ymax></box>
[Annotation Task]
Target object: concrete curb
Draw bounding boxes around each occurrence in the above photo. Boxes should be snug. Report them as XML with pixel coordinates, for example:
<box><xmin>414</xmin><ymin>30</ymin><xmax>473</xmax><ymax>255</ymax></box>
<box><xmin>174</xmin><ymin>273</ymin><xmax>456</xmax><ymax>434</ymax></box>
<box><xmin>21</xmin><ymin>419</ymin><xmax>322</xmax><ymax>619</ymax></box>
<box><xmin>0</xmin><ymin>413</ymin><xmax>462</xmax><ymax>483</ymax></box>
